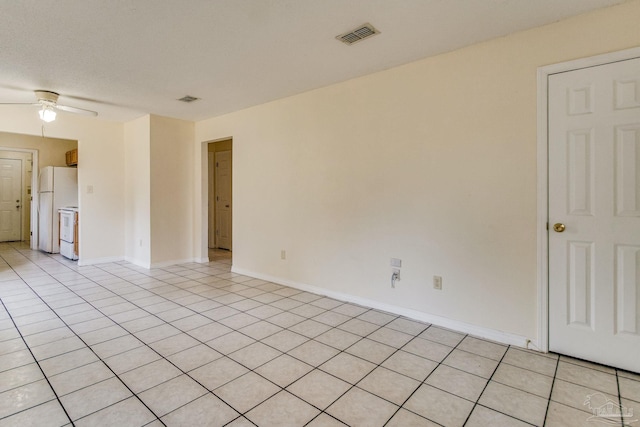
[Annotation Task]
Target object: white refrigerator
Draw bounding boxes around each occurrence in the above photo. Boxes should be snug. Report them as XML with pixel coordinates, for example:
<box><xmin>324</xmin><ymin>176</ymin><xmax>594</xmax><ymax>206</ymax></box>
<box><xmin>38</xmin><ymin>167</ymin><xmax>78</xmax><ymax>253</ymax></box>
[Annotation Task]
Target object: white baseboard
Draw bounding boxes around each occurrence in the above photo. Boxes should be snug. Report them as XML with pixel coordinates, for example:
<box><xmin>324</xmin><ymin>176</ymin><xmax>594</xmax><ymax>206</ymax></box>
<box><xmin>232</xmin><ymin>266</ymin><xmax>532</xmax><ymax>349</ymax></box>
<box><xmin>78</xmin><ymin>256</ymin><xmax>125</xmax><ymax>266</ymax></box>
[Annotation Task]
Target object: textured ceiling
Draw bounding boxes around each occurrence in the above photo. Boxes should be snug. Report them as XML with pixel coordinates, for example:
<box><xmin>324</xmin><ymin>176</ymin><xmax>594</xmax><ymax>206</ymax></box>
<box><xmin>0</xmin><ymin>0</ymin><xmax>629</xmax><ymax>122</ymax></box>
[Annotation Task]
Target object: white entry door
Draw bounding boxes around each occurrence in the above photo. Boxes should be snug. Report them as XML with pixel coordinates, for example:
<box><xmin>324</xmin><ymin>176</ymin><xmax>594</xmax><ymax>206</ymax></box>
<box><xmin>548</xmin><ymin>57</ymin><xmax>640</xmax><ymax>372</ymax></box>
<box><xmin>215</xmin><ymin>150</ymin><xmax>232</xmax><ymax>250</ymax></box>
<box><xmin>0</xmin><ymin>158</ymin><xmax>22</xmax><ymax>242</ymax></box>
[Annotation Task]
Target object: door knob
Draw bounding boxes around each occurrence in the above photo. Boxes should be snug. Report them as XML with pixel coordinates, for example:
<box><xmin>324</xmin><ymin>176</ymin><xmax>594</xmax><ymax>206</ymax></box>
<box><xmin>553</xmin><ymin>223</ymin><xmax>566</xmax><ymax>233</ymax></box>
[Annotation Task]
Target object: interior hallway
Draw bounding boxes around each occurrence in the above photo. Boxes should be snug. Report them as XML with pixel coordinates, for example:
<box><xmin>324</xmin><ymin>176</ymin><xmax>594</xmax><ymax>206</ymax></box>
<box><xmin>0</xmin><ymin>242</ymin><xmax>638</xmax><ymax>426</ymax></box>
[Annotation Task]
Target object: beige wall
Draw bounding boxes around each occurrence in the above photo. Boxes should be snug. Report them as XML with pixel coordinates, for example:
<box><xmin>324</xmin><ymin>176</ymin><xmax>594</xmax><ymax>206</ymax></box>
<box><xmin>195</xmin><ymin>0</ymin><xmax>640</xmax><ymax>345</ymax></box>
<box><xmin>0</xmin><ymin>131</ymin><xmax>77</xmax><ymax>168</ymax></box>
<box><xmin>149</xmin><ymin>115</ymin><xmax>195</xmax><ymax>265</ymax></box>
<box><xmin>0</xmin><ymin>112</ymin><xmax>124</xmax><ymax>263</ymax></box>
<box><xmin>124</xmin><ymin>116</ymin><xmax>151</xmax><ymax>266</ymax></box>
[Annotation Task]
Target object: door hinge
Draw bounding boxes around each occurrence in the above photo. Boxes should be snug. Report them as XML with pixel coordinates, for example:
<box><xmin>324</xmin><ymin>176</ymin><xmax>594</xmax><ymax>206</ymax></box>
<box><xmin>216</xmin><ymin>229</ymin><xmax>220</xmax><ymax>235</ymax></box>
<box><xmin>546</xmin><ymin>222</ymin><xmax>549</xmax><ymax>230</ymax></box>
<box><xmin>216</xmin><ymin>162</ymin><xmax>219</xmax><ymax>167</ymax></box>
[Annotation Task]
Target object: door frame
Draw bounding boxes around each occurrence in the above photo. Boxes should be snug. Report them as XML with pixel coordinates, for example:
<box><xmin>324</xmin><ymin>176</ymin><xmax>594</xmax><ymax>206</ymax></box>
<box><xmin>0</xmin><ymin>146</ymin><xmax>39</xmax><ymax>249</ymax></box>
<box><xmin>536</xmin><ymin>46</ymin><xmax>640</xmax><ymax>353</ymax></box>
<box><xmin>202</xmin><ymin>137</ymin><xmax>233</xmax><ymax>258</ymax></box>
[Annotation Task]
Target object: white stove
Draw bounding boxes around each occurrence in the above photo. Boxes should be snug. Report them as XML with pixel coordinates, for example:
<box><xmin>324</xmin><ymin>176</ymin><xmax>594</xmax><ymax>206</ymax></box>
<box><xmin>59</xmin><ymin>207</ymin><xmax>79</xmax><ymax>260</ymax></box>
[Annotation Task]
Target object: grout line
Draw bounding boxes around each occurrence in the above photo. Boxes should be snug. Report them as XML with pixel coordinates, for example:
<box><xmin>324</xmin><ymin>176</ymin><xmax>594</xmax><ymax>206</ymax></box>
<box><xmin>541</xmin><ymin>349</ymin><xmax>561</xmax><ymax>426</ymax></box>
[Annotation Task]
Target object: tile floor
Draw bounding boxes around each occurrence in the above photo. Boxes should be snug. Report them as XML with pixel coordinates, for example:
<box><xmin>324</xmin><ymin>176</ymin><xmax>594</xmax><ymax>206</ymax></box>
<box><xmin>0</xmin><ymin>242</ymin><xmax>638</xmax><ymax>427</ymax></box>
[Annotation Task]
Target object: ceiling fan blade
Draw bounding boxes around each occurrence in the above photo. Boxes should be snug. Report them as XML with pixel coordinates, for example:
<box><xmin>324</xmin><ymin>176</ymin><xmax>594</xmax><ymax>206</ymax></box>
<box><xmin>0</xmin><ymin>102</ymin><xmax>40</xmax><ymax>106</ymax></box>
<box><xmin>55</xmin><ymin>104</ymin><xmax>98</xmax><ymax>117</ymax></box>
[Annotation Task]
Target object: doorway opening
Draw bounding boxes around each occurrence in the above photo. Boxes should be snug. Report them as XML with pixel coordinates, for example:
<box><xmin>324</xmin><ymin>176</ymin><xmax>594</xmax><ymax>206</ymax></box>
<box><xmin>0</xmin><ymin>131</ymin><xmax>78</xmax><ymax>250</ymax></box>
<box><xmin>207</xmin><ymin>139</ymin><xmax>232</xmax><ymax>262</ymax></box>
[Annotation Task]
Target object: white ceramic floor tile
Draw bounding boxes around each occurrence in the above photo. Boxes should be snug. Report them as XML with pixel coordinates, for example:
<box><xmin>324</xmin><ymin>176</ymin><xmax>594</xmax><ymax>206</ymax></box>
<box><xmin>320</xmin><ymin>352</ymin><xmax>376</xmax><ymax>385</ymax></box>
<box><xmin>555</xmin><ymin>360</ymin><xmax>619</xmax><ymax>395</ymax></box>
<box><xmin>228</xmin><ymin>342</ymin><xmax>282</xmax><ymax>369</ymax></box>
<box><xmin>49</xmin><ymin>361</ymin><xmax>114</xmax><ymax>396</ymax></box>
<box><xmin>385</xmin><ymin>408</ymin><xmax>440</xmax><ymax>426</ymax></box>
<box><xmin>119</xmin><ymin>359</ymin><xmax>182</xmax><ymax>393</ymax></box>
<box><xmin>0</xmin><ymin>363</ymin><xmax>44</xmax><ymax>393</ymax></box>
<box><xmin>382</xmin><ymin>350</ymin><xmax>438</xmax><ymax>381</ymax></box>
<box><xmin>287</xmin><ymin>369</ymin><xmax>351</xmax><ymax>410</ymax></box>
<box><xmin>161</xmin><ymin>394</ymin><xmax>239</xmax><ymax>427</ymax></box>
<box><xmin>357</xmin><ymin>366</ymin><xmax>420</xmax><ymax>405</ymax></box>
<box><xmin>0</xmin><ymin>399</ymin><xmax>70</xmax><ymax>427</ymax></box>
<box><xmin>345</xmin><ymin>338</ymin><xmax>396</xmax><ymax>364</ymax></box>
<box><xmin>404</xmin><ymin>384</ymin><xmax>474</xmax><ymax>427</ymax></box>
<box><xmin>492</xmin><ymin>362</ymin><xmax>553</xmax><ymax>398</ymax></box>
<box><xmin>419</xmin><ymin>326</ymin><xmax>465</xmax><ymax>347</ymax></box>
<box><xmin>465</xmin><ymin>405</ymin><xmax>532</xmax><ymax>427</ymax></box>
<box><xmin>214</xmin><ymin>372</ymin><xmax>280</xmax><ymax>413</ymax></box>
<box><xmin>246</xmin><ymin>391</ymin><xmax>320</xmax><ymax>427</ymax></box>
<box><xmin>457</xmin><ymin>336</ymin><xmax>507</xmax><ymax>361</ymax></box>
<box><xmin>326</xmin><ymin>387</ymin><xmax>398</xmax><ymax>427</ymax></box>
<box><xmin>501</xmin><ymin>347</ymin><xmax>558</xmax><ymax>376</ymax></box>
<box><xmin>166</xmin><ymin>343</ymin><xmax>222</xmax><ymax>372</ymax></box>
<box><xmin>442</xmin><ymin>349</ymin><xmax>499</xmax><ymax>379</ymax></box>
<box><xmin>103</xmin><ymin>345</ymin><xmax>162</xmax><ymax>375</ymax></box>
<box><xmin>60</xmin><ymin>377</ymin><xmax>132</xmax><ymax>421</ymax></box>
<box><xmin>74</xmin><ymin>396</ymin><xmax>157</xmax><ymax>427</ymax></box>
<box><xmin>189</xmin><ymin>357</ymin><xmax>249</xmax><ymax>390</ymax></box>
<box><xmin>0</xmin><ymin>379</ymin><xmax>56</xmax><ymax>419</ymax></box>
<box><xmin>479</xmin><ymin>381</ymin><xmax>549</xmax><ymax>426</ymax></box>
<box><xmin>425</xmin><ymin>364</ymin><xmax>487</xmax><ymax>402</ymax></box>
<box><xmin>255</xmin><ymin>354</ymin><xmax>313</xmax><ymax>387</ymax></box>
<box><xmin>137</xmin><ymin>375</ymin><xmax>207</xmax><ymax>417</ymax></box>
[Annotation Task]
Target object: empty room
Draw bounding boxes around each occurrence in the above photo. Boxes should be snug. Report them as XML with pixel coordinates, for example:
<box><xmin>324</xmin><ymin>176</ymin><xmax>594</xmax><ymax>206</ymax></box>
<box><xmin>0</xmin><ymin>1</ymin><xmax>639</xmax><ymax>426</ymax></box>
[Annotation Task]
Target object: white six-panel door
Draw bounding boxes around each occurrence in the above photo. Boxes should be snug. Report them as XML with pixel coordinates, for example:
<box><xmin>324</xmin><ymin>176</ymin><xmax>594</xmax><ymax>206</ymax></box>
<box><xmin>548</xmin><ymin>57</ymin><xmax>640</xmax><ymax>372</ymax></box>
<box><xmin>215</xmin><ymin>150</ymin><xmax>232</xmax><ymax>250</ymax></box>
<box><xmin>0</xmin><ymin>158</ymin><xmax>22</xmax><ymax>242</ymax></box>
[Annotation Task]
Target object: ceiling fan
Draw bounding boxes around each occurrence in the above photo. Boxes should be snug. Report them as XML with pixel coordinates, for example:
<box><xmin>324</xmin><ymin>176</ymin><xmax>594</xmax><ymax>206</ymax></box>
<box><xmin>1</xmin><ymin>90</ymin><xmax>98</xmax><ymax>122</ymax></box>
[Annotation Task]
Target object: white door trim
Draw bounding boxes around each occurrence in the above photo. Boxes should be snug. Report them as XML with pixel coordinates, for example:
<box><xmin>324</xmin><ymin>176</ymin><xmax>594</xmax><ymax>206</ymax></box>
<box><xmin>536</xmin><ymin>46</ymin><xmax>640</xmax><ymax>353</ymax></box>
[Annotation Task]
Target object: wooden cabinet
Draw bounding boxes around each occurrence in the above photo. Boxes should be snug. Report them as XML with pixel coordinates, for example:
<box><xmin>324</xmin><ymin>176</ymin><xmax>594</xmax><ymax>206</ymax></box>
<box><xmin>66</xmin><ymin>149</ymin><xmax>78</xmax><ymax>166</ymax></box>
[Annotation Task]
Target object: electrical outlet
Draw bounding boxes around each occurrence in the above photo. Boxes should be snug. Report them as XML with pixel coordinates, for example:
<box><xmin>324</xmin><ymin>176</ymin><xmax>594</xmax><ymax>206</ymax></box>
<box><xmin>280</xmin><ymin>250</ymin><xmax>286</xmax><ymax>260</ymax></box>
<box><xmin>433</xmin><ymin>275</ymin><xmax>442</xmax><ymax>290</ymax></box>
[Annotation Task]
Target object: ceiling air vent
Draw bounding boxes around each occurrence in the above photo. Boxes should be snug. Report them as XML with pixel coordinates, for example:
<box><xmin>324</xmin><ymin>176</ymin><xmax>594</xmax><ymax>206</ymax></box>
<box><xmin>178</xmin><ymin>95</ymin><xmax>199</xmax><ymax>103</ymax></box>
<box><xmin>336</xmin><ymin>23</ymin><xmax>380</xmax><ymax>45</ymax></box>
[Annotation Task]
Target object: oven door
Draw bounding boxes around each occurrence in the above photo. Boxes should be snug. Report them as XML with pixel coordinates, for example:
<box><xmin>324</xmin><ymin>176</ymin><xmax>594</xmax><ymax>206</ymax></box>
<box><xmin>59</xmin><ymin>210</ymin><xmax>74</xmax><ymax>243</ymax></box>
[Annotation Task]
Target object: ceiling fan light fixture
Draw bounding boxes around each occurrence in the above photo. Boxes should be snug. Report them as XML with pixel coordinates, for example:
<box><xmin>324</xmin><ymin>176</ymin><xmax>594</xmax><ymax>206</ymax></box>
<box><xmin>38</xmin><ymin>105</ymin><xmax>56</xmax><ymax>122</ymax></box>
